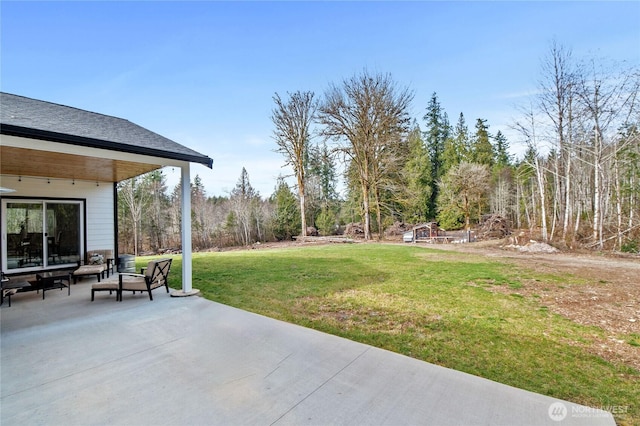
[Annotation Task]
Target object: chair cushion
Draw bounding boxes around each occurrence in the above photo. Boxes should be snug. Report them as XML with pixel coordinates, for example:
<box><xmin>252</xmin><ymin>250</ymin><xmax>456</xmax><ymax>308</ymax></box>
<box><xmin>92</xmin><ymin>282</ymin><xmax>118</xmax><ymax>291</ymax></box>
<box><xmin>120</xmin><ymin>276</ymin><xmax>147</xmax><ymax>291</ymax></box>
<box><xmin>74</xmin><ymin>265</ymin><xmax>105</xmax><ymax>275</ymax></box>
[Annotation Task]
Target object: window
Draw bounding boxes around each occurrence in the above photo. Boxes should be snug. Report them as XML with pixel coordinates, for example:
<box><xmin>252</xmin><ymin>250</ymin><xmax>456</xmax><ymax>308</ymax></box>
<box><xmin>1</xmin><ymin>199</ymin><xmax>84</xmax><ymax>272</ymax></box>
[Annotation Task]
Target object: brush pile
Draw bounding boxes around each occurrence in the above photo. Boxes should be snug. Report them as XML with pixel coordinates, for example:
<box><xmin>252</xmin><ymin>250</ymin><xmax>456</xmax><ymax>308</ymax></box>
<box><xmin>478</xmin><ymin>214</ymin><xmax>511</xmax><ymax>240</ymax></box>
<box><xmin>385</xmin><ymin>222</ymin><xmax>410</xmax><ymax>237</ymax></box>
<box><xmin>344</xmin><ymin>222</ymin><xmax>365</xmax><ymax>237</ymax></box>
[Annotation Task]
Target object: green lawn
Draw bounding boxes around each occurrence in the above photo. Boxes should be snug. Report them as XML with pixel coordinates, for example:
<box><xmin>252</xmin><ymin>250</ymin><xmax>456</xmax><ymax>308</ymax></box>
<box><xmin>140</xmin><ymin>244</ymin><xmax>638</xmax><ymax>425</ymax></box>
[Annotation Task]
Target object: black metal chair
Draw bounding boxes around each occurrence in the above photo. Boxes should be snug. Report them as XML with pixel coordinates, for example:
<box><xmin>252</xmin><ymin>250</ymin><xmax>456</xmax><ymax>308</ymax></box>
<box><xmin>117</xmin><ymin>258</ymin><xmax>172</xmax><ymax>301</ymax></box>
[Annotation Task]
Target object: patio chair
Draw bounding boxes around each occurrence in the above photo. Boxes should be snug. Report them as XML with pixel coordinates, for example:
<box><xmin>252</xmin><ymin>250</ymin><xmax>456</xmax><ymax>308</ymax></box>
<box><xmin>73</xmin><ymin>249</ymin><xmax>114</xmax><ymax>283</ymax></box>
<box><xmin>117</xmin><ymin>258</ymin><xmax>172</xmax><ymax>301</ymax></box>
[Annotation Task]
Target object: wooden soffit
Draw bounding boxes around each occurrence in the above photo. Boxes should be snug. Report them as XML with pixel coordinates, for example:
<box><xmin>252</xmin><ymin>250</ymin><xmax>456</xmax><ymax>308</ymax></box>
<box><xmin>0</xmin><ymin>145</ymin><xmax>161</xmax><ymax>182</ymax></box>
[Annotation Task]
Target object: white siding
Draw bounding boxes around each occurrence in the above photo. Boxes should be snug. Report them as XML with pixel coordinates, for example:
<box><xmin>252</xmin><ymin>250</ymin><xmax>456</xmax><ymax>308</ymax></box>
<box><xmin>0</xmin><ymin>174</ymin><xmax>115</xmax><ymax>254</ymax></box>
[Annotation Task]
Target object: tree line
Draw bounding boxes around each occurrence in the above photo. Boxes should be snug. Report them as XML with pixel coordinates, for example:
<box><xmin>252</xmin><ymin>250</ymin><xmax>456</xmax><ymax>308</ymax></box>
<box><xmin>118</xmin><ymin>42</ymin><xmax>639</xmax><ymax>254</ymax></box>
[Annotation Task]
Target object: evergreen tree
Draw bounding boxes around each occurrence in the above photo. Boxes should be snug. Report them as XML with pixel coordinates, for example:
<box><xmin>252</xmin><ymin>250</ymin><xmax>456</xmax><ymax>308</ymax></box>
<box><xmin>400</xmin><ymin>123</ymin><xmax>432</xmax><ymax>223</ymax></box>
<box><xmin>306</xmin><ymin>140</ymin><xmax>340</xmax><ymax>233</ymax></box>
<box><xmin>231</xmin><ymin>168</ymin><xmax>259</xmax><ymax>201</ymax></box>
<box><xmin>471</xmin><ymin>118</ymin><xmax>495</xmax><ymax>167</ymax></box>
<box><xmin>341</xmin><ymin>160</ymin><xmax>363</xmax><ymax>225</ymax></box>
<box><xmin>270</xmin><ymin>177</ymin><xmax>301</xmax><ymax>240</ymax></box>
<box><xmin>307</xmin><ymin>140</ymin><xmax>338</xmax><ymax>223</ymax></box>
<box><xmin>494</xmin><ymin>130</ymin><xmax>512</xmax><ymax>169</ymax></box>
<box><xmin>442</xmin><ymin>112</ymin><xmax>470</xmax><ymax>173</ymax></box>
<box><xmin>422</xmin><ymin>92</ymin><xmax>450</xmax><ymax>219</ymax></box>
<box><xmin>315</xmin><ymin>205</ymin><xmax>338</xmax><ymax>236</ymax></box>
<box><xmin>313</xmin><ymin>141</ymin><xmax>338</xmax><ymax>207</ymax></box>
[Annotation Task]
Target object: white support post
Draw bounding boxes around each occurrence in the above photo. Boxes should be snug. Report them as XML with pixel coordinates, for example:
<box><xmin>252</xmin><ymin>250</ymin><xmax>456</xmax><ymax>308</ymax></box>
<box><xmin>172</xmin><ymin>163</ymin><xmax>199</xmax><ymax>297</ymax></box>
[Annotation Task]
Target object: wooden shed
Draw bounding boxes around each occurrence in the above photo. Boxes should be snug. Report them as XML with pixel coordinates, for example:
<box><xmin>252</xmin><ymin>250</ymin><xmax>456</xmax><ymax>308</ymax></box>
<box><xmin>404</xmin><ymin>222</ymin><xmax>440</xmax><ymax>243</ymax></box>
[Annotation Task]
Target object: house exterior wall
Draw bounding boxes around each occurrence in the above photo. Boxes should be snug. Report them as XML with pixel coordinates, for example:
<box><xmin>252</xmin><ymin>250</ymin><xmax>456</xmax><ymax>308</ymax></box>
<box><xmin>0</xmin><ymin>174</ymin><xmax>114</xmax><ymax>254</ymax></box>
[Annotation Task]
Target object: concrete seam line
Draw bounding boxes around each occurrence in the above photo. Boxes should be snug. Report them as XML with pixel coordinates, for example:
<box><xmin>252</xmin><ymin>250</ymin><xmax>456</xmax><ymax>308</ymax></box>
<box><xmin>269</xmin><ymin>347</ymin><xmax>371</xmax><ymax>426</ymax></box>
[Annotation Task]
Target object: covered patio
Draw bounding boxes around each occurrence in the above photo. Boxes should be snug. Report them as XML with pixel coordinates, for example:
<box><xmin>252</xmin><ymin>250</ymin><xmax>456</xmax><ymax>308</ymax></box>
<box><xmin>1</xmin><ymin>92</ymin><xmax>213</xmax><ymax>295</ymax></box>
<box><xmin>1</xmin><ymin>280</ymin><xmax>614</xmax><ymax>425</ymax></box>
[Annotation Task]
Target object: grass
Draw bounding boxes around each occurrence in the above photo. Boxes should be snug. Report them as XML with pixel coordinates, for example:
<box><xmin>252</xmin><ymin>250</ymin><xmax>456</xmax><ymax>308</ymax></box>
<box><xmin>139</xmin><ymin>244</ymin><xmax>638</xmax><ymax>425</ymax></box>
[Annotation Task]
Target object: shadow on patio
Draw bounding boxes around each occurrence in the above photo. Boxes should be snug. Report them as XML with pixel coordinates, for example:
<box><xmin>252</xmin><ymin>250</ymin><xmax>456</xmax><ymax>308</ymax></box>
<box><xmin>1</xmin><ymin>278</ymin><xmax>614</xmax><ymax>425</ymax></box>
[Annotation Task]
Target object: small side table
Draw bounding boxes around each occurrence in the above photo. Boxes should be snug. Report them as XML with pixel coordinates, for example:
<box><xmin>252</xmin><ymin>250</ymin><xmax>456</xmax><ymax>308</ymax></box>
<box><xmin>106</xmin><ymin>258</ymin><xmax>115</xmax><ymax>277</ymax></box>
<box><xmin>35</xmin><ymin>271</ymin><xmax>71</xmax><ymax>299</ymax></box>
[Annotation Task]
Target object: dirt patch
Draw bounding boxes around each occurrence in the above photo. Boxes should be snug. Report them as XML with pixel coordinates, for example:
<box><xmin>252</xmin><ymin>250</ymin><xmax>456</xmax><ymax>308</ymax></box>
<box><xmin>421</xmin><ymin>240</ymin><xmax>640</xmax><ymax>371</ymax></box>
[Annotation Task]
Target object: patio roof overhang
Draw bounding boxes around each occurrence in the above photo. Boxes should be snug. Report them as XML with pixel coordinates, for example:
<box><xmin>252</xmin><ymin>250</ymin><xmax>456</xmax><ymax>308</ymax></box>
<box><xmin>1</xmin><ymin>145</ymin><xmax>163</xmax><ymax>183</ymax></box>
<box><xmin>0</xmin><ymin>130</ymin><xmax>212</xmax><ymax>182</ymax></box>
<box><xmin>1</xmin><ymin>135</ymin><xmax>181</xmax><ymax>183</ymax></box>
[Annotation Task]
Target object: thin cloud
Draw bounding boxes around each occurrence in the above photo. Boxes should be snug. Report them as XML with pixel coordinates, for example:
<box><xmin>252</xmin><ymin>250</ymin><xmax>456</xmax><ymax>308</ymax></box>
<box><xmin>495</xmin><ymin>89</ymin><xmax>542</xmax><ymax>100</ymax></box>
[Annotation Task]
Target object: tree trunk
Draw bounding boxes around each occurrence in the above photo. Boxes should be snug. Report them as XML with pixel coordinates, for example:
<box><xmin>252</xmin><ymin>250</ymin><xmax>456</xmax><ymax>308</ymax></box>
<box><xmin>614</xmin><ymin>156</ymin><xmax>622</xmax><ymax>250</ymax></box>
<box><xmin>362</xmin><ymin>182</ymin><xmax>371</xmax><ymax>240</ymax></box>
<box><xmin>562</xmin><ymin>143</ymin><xmax>572</xmax><ymax>242</ymax></box>
<box><xmin>464</xmin><ymin>195</ymin><xmax>471</xmax><ymax>231</ymax></box>
<box><xmin>374</xmin><ymin>187</ymin><xmax>383</xmax><ymax>240</ymax></box>
<box><xmin>299</xmin><ymin>187</ymin><xmax>307</xmax><ymax>237</ymax></box>
<box><xmin>516</xmin><ymin>182</ymin><xmax>522</xmax><ymax>229</ymax></box>
<box><xmin>630</xmin><ymin>176</ymin><xmax>635</xmax><ymax>230</ymax></box>
<box><xmin>574</xmin><ymin>202</ymin><xmax>581</xmax><ymax>243</ymax></box>
<box><xmin>133</xmin><ymin>220</ymin><xmax>139</xmax><ymax>257</ymax></box>
<box><xmin>593</xmin><ymin>129</ymin><xmax>602</xmax><ymax>249</ymax></box>
<box><xmin>551</xmin><ymin>156</ymin><xmax>560</xmax><ymax>239</ymax></box>
<box><xmin>534</xmin><ymin>157</ymin><xmax>548</xmax><ymax>241</ymax></box>
<box><xmin>529</xmin><ymin>178</ymin><xmax>536</xmax><ymax>232</ymax></box>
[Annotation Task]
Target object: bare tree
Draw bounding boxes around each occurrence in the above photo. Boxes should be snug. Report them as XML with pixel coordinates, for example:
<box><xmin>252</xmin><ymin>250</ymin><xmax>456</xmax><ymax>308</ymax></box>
<box><xmin>317</xmin><ymin>70</ymin><xmax>413</xmax><ymax>239</ymax></box>
<box><xmin>191</xmin><ymin>175</ymin><xmax>213</xmax><ymax>250</ymax></box>
<box><xmin>228</xmin><ymin>168</ymin><xmax>261</xmax><ymax>246</ymax></box>
<box><xmin>272</xmin><ymin>91</ymin><xmax>317</xmax><ymax>237</ymax></box>
<box><xmin>514</xmin><ymin>105</ymin><xmax>549</xmax><ymax>241</ymax></box>
<box><xmin>118</xmin><ymin>176</ymin><xmax>150</xmax><ymax>256</ymax></box>
<box><xmin>519</xmin><ymin>47</ymin><xmax>639</xmax><ymax>250</ymax></box>
<box><xmin>490</xmin><ymin>167</ymin><xmax>513</xmax><ymax>218</ymax></box>
<box><xmin>538</xmin><ymin>41</ymin><xmax>576</xmax><ymax>241</ymax></box>
<box><xmin>575</xmin><ymin>57</ymin><xmax>639</xmax><ymax>248</ymax></box>
<box><xmin>143</xmin><ymin>170</ymin><xmax>169</xmax><ymax>251</ymax></box>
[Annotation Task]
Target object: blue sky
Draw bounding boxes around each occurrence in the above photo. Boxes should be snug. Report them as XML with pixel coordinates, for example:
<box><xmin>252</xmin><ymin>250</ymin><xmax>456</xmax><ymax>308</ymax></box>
<box><xmin>2</xmin><ymin>1</ymin><xmax>639</xmax><ymax>197</ymax></box>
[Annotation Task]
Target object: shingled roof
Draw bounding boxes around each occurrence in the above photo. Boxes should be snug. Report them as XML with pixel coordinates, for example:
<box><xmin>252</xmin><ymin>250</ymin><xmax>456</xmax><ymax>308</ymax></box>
<box><xmin>0</xmin><ymin>92</ymin><xmax>213</xmax><ymax>168</ymax></box>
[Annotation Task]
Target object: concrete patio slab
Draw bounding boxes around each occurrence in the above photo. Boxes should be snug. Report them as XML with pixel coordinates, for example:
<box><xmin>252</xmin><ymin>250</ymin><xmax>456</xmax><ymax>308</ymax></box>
<box><xmin>1</xmin><ymin>281</ymin><xmax>614</xmax><ymax>425</ymax></box>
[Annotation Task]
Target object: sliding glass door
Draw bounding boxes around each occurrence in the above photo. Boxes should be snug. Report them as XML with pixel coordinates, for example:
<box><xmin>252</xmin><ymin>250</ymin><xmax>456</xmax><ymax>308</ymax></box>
<box><xmin>1</xmin><ymin>199</ymin><xmax>83</xmax><ymax>273</ymax></box>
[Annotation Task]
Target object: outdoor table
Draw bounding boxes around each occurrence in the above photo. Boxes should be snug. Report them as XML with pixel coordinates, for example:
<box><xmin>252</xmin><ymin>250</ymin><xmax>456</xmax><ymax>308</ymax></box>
<box><xmin>34</xmin><ymin>271</ymin><xmax>71</xmax><ymax>299</ymax></box>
